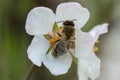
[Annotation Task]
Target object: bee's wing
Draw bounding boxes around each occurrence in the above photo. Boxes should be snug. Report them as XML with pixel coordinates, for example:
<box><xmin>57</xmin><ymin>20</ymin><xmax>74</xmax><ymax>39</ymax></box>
<box><xmin>54</xmin><ymin>40</ymin><xmax>68</xmax><ymax>56</ymax></box>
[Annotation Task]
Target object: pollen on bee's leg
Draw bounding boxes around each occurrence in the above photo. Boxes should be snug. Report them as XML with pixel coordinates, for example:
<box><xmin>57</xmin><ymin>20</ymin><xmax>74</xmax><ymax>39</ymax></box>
<box><xmin>49</xmin><ymin>39</ymin><xmax>55</xmax><ymax>44</ymax></box>
<box><xmin>93</xmin><ymin>46</ymin><xmax>99</xmax><ymax>52</ymax></box>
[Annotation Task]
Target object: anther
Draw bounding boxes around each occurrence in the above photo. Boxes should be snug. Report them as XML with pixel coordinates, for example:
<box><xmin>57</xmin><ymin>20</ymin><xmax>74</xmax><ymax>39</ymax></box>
<box><xmin>93</xmin><ymin>46</ymin><xmax>99</xmax><ymax>52</ymax></box>
<box><xmin>95</xmin><ymin>40</ymin><xmax>100</xmax><ymax>44</ymax></box>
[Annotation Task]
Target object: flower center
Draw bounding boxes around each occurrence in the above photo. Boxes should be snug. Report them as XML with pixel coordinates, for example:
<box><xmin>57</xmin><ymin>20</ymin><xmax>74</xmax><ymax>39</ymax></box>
<box><xmin>44</xmin><ymin>21</ymin><xmax>76</xmax><ymax>57</ymax></box>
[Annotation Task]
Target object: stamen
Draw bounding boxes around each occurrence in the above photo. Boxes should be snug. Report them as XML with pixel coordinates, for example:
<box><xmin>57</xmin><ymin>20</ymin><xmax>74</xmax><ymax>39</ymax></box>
<box><xmin>95</xmin><ymin>40</ymin><xmax>100</xmax><ymax>44</ymax></box>
<box><xmin>48</xmin><ymin>32</ymin><xmax>54</xmax><ymax>38</ymax></box>
<box><xmin>48</xmin><ymin>32</ymin><xmax>50</xmax><ymax>34</ymax></box>
<box><xmin>93</xmin><ymin>46</ymin><xmax>99</xmax><ymax>52</ymax></box>
<box><xmin>93</xmin><ymin>40</ymin><xmax>100</xmax><ymax>53</ymax></box>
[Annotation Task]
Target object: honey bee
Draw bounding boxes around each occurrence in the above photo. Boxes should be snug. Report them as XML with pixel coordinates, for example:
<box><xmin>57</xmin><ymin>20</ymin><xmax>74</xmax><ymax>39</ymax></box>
<box><xmin>52</xmin><ymin>20</ymin><xmax>76</xmax><ymax>57</ymax></box>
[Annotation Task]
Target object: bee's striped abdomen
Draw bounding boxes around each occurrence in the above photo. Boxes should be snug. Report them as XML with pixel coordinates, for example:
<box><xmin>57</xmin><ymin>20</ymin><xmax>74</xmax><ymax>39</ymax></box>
<box><xmin>51</xmin><ymin>40</ymin><xmax>67</xmax><ymax>57</ymax></box>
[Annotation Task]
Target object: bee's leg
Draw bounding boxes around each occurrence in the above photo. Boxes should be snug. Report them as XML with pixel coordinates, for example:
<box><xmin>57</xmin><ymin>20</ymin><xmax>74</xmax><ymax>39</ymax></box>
<box><xmin>70</xmin><ymin>36</ymin><xmax>76</xmax><ymax>40</ymax></box>
<box><xmin>71</xmin><ymin>42</ymin><xmax>75</xmax><ymax>49</ymax></box>
<box><xmin>57</xmin><ymin>32</ymin><xmax>62</xmax><ymax>37</ymax></box>
<box><xmin>68</xmin><ymin>41</ymin><xmax>75</xmax><ymax>56</ymax></box>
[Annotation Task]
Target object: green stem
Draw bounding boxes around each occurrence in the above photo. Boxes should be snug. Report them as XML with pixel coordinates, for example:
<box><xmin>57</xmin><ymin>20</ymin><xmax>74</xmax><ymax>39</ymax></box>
<box><xmin>24</xmin><ymin>64</ymin><xmax>38</xmax><ymax>80</ymax></box>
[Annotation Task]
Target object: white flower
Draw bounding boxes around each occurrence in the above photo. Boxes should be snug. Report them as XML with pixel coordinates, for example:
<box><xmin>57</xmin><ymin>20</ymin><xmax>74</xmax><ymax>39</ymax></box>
<box><xmin>75</xmin><ymin>23</ymin><xmax>108</xmax><ymax>80</ymax></box>
<box><xmin>25</xmin><ymin>2</ymin><xmax>108</xmax><ymax>79</ymax></box>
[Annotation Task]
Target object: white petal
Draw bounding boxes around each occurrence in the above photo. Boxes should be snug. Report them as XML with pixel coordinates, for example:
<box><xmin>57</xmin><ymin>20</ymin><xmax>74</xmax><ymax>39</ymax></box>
<box><xmin>25</xmin><ymin>7</ymin><xmax>55</xmax><ymax>35</ymax></box>
<box><xmin>27</xmin><ymin>35</ymin><xmax>49</xmax><ymax>66</ymax></box>
<box><xmin>79</xmin><ymin>53</ymin><xmax>101</xmax><ymax>79</ymax></box>
<box><xmin>75</xmin><ymin>30</ymin><xmax>100</xmax><ymax>79</ymax></box>
<box><xmin>78</xmin><ymin>64</ymin><xmax>88</xmax><ymax>80</ymax></box>
<box><xmin>75</xmin><ymin>30</ymin><xmax>94</xmax><ymax>58</ymax></box>
<box><xmin>43</xmin><ymin>53</ymin><xmax>72</xmax><ymax>75</ymax></box>
<box><xmin>56</xmin><ymin>2</ymin><xmax>89</xmax><ymax>29</ymax></box>
<box><xmin>89</xmin><ymin>23</ymin><xmax>108</xmax><ymax>42</ymax></box>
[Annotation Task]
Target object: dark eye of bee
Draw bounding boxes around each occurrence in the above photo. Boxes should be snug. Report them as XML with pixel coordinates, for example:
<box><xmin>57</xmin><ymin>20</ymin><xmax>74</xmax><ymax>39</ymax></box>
<box><xmin>63</xmin><ymin>20</ymin><xmax>74</xmax><ymax>26</ymax></box>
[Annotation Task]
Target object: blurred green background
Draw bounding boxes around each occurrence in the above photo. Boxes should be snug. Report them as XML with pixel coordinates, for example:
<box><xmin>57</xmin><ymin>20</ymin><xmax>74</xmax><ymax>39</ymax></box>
<box><xmin>0</xmin><ymin>0</ymin><xmax>120</xmax><ymax>80</ymax></box>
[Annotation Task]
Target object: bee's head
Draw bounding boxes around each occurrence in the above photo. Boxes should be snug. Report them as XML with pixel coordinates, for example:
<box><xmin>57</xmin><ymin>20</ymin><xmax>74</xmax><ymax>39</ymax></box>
<box><xmin>62</xmin><ymin>20</ymin><xmax>75</xmax><ymax>39</ymax></box>
<box><xmin>63</xmin><ymin>20</ymin><xmax>75</xmax><ymax>27</ymax></box>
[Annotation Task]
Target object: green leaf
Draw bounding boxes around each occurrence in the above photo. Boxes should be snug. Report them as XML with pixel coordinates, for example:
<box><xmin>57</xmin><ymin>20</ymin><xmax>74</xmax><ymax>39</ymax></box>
<box><xmin>52</xmin><ymin>22</ymin><xmax>59</xmax><ymax>32</ymax></box>
<box><xmin>43</xmin><ymin>34</ymin><xmax>51</xmax><ymax>41</ymax></box>
<box><xmin>46</xmin><ymin>43</ymin><xmax>55</xmax><ymax>54</ymax></box>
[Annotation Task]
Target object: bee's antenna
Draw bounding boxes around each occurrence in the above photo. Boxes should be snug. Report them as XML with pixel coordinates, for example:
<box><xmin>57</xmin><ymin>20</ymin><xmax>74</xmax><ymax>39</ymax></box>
<box><xmin>72</xmin><ymin>19</ymin><xmax>77</xmax><ymax>21</ymax></box>
<box><xmin>57</xmin><ymin>21</ymin><xmax>64</xmax><ymax>23</ymax></box>
<box><xmin>57</xmin><ymin>19</ymin><xmax>77</xmax><ymax>23</ymax></box>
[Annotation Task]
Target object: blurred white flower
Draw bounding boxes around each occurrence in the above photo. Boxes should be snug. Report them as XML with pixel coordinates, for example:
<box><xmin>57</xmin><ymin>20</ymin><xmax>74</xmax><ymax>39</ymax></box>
<box><xmin>25</xmin><ymin>2</ymin><xmax>108</xmax><ymax>79</ymax></box>
<box><xmin>76</xmin><ymin>23</ymin><xmax>108</xmax><ymax>80</ymax></box>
